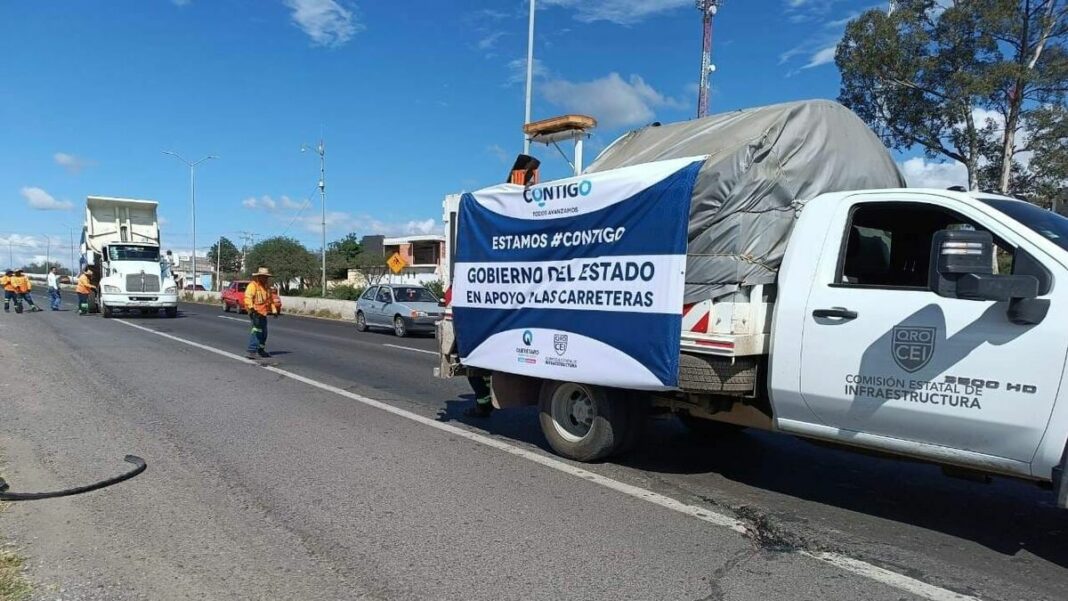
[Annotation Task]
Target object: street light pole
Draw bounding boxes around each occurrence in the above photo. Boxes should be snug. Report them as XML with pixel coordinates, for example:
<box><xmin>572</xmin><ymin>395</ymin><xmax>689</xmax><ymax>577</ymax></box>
<box><xmin>164</xmin><ymin>151</ymin><xmax>218</xmax><ymax>291</ymax></box>
<box><xmin>523</xmin><ymin>0</ymin><xmax>536</xmax><ymax>154</ymax></box>
<box><xmin>302</xmin><ymin>139</ymin><xmax>327</xmax><ymax>296</ymax></box>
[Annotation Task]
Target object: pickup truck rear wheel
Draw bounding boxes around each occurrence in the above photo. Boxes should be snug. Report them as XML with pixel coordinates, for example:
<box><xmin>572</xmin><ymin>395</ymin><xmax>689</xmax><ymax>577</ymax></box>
<box><xmin>538</xmin><ymin>381</ymin><xmax>629</xmax><ymax>462</ymax></box>
<box><xmin>223</xmin><ymin>301</ymin><xmax>231</xmax><ymax>313</ymax></box>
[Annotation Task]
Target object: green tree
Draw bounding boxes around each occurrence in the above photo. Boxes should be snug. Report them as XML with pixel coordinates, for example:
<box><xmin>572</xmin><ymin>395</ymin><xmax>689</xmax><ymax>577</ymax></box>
<box><xmin>244</xmin><ymin>236</ymin><xmax>317</xmax><ymax>293</ymax></box>
<box><xmin>837</xmin><ymin>1</ymin><xmax>1067</xmax><ymax>192</ymax></box>
<box><xmin>325</xmin><ymin>233</ymin><xmax>365</xmax><ymax>280</ymax></box>
<box><xmin>1024</xmin><ymin>104</ymin><xmax>1068</xmax><ymax>209</ymax></box>
<box><xmin>207</xmin><ymin>236</ymin><xmax>243</xmax><ymax>276</ymax></box>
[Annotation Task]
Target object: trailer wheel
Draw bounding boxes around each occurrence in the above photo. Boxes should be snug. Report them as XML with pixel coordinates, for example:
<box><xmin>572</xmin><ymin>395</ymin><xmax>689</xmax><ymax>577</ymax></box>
<box><xmin>538</xmin><ymin>381</ymin><xmax>629</xmax><ymax>462</ymax></box>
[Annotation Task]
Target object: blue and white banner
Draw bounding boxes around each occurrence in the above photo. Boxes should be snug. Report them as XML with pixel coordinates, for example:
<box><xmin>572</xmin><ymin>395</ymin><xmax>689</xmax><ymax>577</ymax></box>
<box><xmin>454</xmin><ymin>156</ymin><xmax>703</xmax><ymax>390</ymax></box>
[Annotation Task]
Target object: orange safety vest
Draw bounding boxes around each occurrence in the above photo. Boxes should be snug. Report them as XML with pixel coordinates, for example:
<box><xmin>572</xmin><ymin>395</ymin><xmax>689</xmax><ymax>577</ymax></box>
<box><xmin>244</xmin><ymin>280</ymin><xmax>279</xmax><ymax>316</ymax></box>
<box><xmin>0</xmin><ymin>275</ymin><xmax>13</xmax><ymax>292</ymax></box>
<box><xmin>76</xmin><ymin>274</ymin><xmax>93</xmax><ymax>294</ymax></box>
<box><xmin>12</xmin><ymin>276</ymin><xmax>30</xmax><ymax>293</ymax></box>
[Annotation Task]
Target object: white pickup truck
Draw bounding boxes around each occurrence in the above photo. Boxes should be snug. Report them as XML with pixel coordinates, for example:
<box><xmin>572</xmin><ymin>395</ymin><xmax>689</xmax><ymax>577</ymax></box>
<box><xmin>440</xmin><ymin>187</ymin><xmax>1068</xmax><ymax>508</ymax></box>
<box><xmin>436</xmin><ymin>101</ymin><xmax>1068</xmax><ymax>509</ymax></box>
<box><xmin>82</xmin><ymin>196</ymin><xmax>179</xmax><ymax>318</ymax></box>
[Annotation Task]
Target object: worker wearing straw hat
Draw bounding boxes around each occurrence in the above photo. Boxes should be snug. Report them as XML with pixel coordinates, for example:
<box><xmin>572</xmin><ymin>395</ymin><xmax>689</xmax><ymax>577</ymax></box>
<box><xmin>244</xmin><ymin>266</ymin><xmax>281</xmax><ymax>359</ymax></box>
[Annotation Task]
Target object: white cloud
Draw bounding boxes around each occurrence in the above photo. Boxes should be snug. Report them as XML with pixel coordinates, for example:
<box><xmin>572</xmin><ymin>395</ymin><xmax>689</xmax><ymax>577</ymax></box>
<box><xmin>20</xmin><ymin>186</ymin><xmax>73</xmax><ymax>211</ymax></box>
<box><xmin>542</xmin><ymin>0</ymin><xmax>691</xmax><ymax>25</ymax></box>
<box><xmin>53</xmin><ymin>152</ymin><xmax>94</xmax><ymax>174</ymax></box>
<box><xmin>241</xmin><ymin>195</ymin><xmax>307</xmax><ymax>212</ymax></box>
<box><xmin>478</xmin><ymin>31</ymin><xmax>507</xmax><ymax>51</ymax></box>
<box><xmin>802</xmin><ymin>45</ymin><xmax>837</xmax><ymax>69</ymax></box>
<box><xmin>283</xmin><ymin>0</ymin><xmax>361</xmax><ymax>48</ymax></box>
<box><xmin>294</xmin><ymin>212</ymin><xmax>443</xmax><ymax>237</ymax></box>
<box><xmin>487</xmin><ymin>144</ymin><xmax>510</xmax><ymax>163</ymax></box>
<box><xmin>507</xmin><ymin>57</ymin><xmax>549</xmax><ymax>86</ymax></box>
<box><xmin>541</xmin><ymin>72</ymin><xmax>685</xmax><ymax>129</ymax></box>
<box><xmin>898</xmin><ymin>157</ymin><xmax>968</xmax><ymax>189</ymax></box>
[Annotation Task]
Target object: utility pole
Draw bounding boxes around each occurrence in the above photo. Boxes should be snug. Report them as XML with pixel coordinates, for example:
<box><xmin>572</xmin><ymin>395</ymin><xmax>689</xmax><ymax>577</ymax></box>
<box><xmin>7</xmin><ymin>240</ymin><xmax>12</xmax><ymax>267</ymax></box>
<box><xmin>216</xmin><ymin>235</ymin><xmax>222</xmax><ymax>291</ymax></box>
<box><xmin>696</xmin><ymin>0</ymin><xmax>720</xmax><ymax>118</ymax></box>
<box><xmin>523</xmin><ymin>0</ymin><xmax>537</xmax><ymax>154</ymax></box>
<box><xmin>164</xmin><ymin>151</ymin><xmax>219</xmax><ymax>292</ymax></box>
<box><xmin>45</xmin><ymin>236</ymin><xmax>51</xmax><ymax>270</ymax></box>
<box><xmin>888</xmin><ymin>0</ymin><xmax>896</xmax><ymax>15</ymax></box>
<box><xmin>70</xmin><ymin>227</ymin><xmax>75</xmax><ymax>275</ymax></box>
<box><xmin>301</xmin><ymin>139</ymin><xmax>327</xmax><ymax>296</ymax></box>
<box><xmin>237</xmin><ymin>231</ymin><xmax>257</xmax><ymax>273</ymax></box>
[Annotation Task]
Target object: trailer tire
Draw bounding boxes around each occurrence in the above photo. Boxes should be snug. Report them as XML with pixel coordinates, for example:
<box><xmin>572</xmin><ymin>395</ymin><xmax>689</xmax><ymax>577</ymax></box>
<box><xmin>538</xmin><ymin>381</ymin><xmax>629</xmax><ymax>462</ymax></box>
<box><xmin>678</xmin><ymin>354</ymin><xmax>758</xmax><ymax>394</ymax></box>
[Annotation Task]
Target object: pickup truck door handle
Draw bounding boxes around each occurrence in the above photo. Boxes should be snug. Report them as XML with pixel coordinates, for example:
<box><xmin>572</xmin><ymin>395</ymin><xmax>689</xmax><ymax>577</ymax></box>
<box><xmin>813</xmin><ymin>308</ymin><xmax>858</xmax><ymax>320</ymax></box>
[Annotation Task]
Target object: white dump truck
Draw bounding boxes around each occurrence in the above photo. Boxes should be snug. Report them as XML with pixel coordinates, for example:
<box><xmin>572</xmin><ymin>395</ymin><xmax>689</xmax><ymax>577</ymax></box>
<box><xmin>436</xmin><ymin>100</ymin><xmax>1068</xmax><ymax>509</ymax></box>
<box><xmin>81</xmin><ymin>196</ymin><xmax>179</xmax><ymax>318</ymax></box>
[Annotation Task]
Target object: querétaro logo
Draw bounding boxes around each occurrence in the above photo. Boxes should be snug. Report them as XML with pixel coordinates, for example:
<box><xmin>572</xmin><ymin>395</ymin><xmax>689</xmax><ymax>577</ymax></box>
<box><xmin>891</xmin><ymin>326</ymin><xmax>936</xmax><ymax>373</ymax></box>
<box><xmin>554</xmin><ymin>334</ymin><xmax>568</xmax><ymax>356</ymax></box>
<box><xmin>522</xmin><ymin>330</ymin><xmax>533</xmax><ymax>346</ymax></box>
<box><xmin>523</xmin><ymin>180</ymin><xmax>592</xmax><ymax>208</ymax></box>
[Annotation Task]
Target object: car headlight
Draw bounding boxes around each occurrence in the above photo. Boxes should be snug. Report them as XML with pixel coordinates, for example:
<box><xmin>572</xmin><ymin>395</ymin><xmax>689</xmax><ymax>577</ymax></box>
<box><xmin>164</xmin><ymin>286</ymin><xmax>176</xmax><ymax>294</ymax></box>
<box><xmin>410</xmin><ymin>310</ymin><xmax>428</xmax><ymax>318</ymax></box>
<box><xmin>103</xmin><ymin>285</ymin><xmax>120</xmax><ymax>294</ymax></box>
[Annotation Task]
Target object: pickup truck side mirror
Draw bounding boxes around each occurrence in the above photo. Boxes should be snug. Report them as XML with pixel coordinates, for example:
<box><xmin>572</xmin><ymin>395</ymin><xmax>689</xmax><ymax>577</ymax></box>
<box><xmin>929</xmin><ymin>229</ymin><xmax>1048</xmax><ymax>324</ymax></box>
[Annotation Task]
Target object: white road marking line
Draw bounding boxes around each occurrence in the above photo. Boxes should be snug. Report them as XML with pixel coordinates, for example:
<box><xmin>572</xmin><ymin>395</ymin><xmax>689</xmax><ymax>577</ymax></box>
<box><xmin>113</xmin><ymin>318</ymin><xmax>980</xmax><ymax>601</ymax></box>
<box><xmin>218</xmin><ymin>315</ymin><xmax>247</xmax><ymax>323</ymax></box>
<box><xmin>382</xmin><ymin>343</ymin><xmax>438</xmax><ymax>356</ymax></box>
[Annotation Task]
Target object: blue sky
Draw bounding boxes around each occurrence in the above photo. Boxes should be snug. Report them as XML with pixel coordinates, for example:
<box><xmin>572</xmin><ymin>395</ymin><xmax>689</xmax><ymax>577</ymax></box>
<box><xmin>1</xmin><ymin>0</ymin><xmax>950</xmax><ymax>268</ymax></box>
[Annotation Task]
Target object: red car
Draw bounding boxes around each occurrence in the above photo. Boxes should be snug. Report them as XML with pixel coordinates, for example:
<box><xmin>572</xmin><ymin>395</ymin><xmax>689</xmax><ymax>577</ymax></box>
<box><xmin>222</xmin><ymin>280</ymin><xmax>250</xmax><ymax>313</ymax></box>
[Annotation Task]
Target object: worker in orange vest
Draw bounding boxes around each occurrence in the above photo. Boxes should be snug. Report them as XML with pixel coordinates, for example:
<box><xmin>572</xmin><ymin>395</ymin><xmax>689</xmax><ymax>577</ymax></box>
<box><xmin>1</xmin><ymin>269</ymin><xmax>15</xmax><ymax>313</ymax></box>
<box><xmin>76</xmin><ymin>268</ymin><xmax>95</xmax><ymax>315</ymax></box>
<box><xmin>12</xmin><ymin>269</ymin><xmax>40</xmax><ymax>312</ymax></box>
<box><xmin>244</xmin><ymin>267</ymin><xmax>281</xmax><ymax>359</ymax></box>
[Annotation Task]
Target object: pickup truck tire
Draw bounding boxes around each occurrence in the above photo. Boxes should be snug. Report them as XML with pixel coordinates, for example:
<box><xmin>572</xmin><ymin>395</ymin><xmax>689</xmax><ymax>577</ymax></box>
<box><xmin>223</xmin><ymin>302</ymin><xmax>231</xmax><ymax>313</ymax></box>
<box><xmin>678</xmin><ymin>354</ymin><xmax>758</xmax><ymax>394</ymax></box>
<box><xmin>393</xmin><ymin>316</ymin><xmax>407</xmax><ymax>338</ymax></box>
<box><xmin>538</xmin><ymin>381</ymin><xmax>629</xmax><ymax>462</ymax></box>
<box><xmin>355</xmin><ymin>311</ymin><xmax>368</xmax><ymax>332</ymax></box>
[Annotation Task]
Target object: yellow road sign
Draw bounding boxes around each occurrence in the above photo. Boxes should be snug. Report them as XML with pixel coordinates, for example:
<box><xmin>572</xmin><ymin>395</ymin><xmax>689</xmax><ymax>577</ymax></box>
<box><xmin>387</xmin><ymin>252</ymin><xmax>407</xmax><ymax>274</ymax></box>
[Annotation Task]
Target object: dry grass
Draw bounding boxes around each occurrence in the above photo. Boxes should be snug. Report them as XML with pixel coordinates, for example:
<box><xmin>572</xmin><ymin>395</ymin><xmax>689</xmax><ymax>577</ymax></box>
<box><xmin>0</xmin><ymin>547</ymin><xmax>31</xmax><ymax>601</ymax></box>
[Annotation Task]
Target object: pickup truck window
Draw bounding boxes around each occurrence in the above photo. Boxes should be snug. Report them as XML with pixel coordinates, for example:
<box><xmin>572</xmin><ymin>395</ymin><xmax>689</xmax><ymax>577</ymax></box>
<box><xmin>978</xmin><ymin>196</ymin><xmax>1068</xmax><ymax>252</ymax></box>
<box><xmin>837</xmin><ymin>203</ymin><xmax>1011</xmax><ymax>289</ymax></box>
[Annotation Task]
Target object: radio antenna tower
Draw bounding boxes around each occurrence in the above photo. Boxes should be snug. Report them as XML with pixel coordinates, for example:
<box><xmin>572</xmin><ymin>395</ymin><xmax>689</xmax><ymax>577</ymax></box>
<box><xmin>696</xmin><ymin>1</ymin><xmax>720</xmax><ymax>118</ymax></box>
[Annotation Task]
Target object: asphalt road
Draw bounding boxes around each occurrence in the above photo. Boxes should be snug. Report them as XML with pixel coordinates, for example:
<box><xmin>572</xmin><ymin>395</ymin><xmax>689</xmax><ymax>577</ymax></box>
<box><xmin>0</xmin><ymin>301</ymin><xmax>1066</xmax><ymax>600</ymax></box>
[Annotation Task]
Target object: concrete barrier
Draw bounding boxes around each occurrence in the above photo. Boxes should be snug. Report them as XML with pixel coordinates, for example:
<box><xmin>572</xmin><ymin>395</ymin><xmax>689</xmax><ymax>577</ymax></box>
<box><xmin>180</xmin><ymin>290</ymin><xmax>355</xmax><ymax>322</ymax></box>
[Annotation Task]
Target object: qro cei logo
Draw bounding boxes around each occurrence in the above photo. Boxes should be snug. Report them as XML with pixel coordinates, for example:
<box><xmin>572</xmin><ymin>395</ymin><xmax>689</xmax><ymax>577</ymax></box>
<box><xmin>522</xmin><ymin>330</ymin><xmax>534</xmax><ymax>346</ymax></box>
<box><xmin>523</xmin><ymin>180</ymin><xmax>592</xmax><ymax>208</ymax></box>
<box><xmin>891</xmin><ymin>326</ymin><xmax>936</xmax><ymax>373</ymax></box>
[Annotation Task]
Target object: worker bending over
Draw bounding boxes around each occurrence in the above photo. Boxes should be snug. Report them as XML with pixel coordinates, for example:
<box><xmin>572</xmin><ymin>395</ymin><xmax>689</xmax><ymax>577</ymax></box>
<box><xmin>12</xmin><ymin>270</ymin><xmax>40</xmax><ymax>312</ymax></box>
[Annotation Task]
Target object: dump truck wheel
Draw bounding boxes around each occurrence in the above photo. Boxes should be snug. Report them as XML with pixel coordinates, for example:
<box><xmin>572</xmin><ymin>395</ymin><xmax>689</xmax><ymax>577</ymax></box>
<box><xmin>538</xmin><ymin>381</ymin><xmax>629</xmax><ymax>462</ymax></box>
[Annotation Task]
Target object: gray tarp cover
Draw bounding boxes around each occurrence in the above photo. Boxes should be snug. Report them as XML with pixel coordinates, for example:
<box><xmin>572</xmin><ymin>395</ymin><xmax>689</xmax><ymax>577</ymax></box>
<box><xmin>585</xmin><ymin>100</ymin><xmax>906</xmax><ymax>303</ymax></box>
